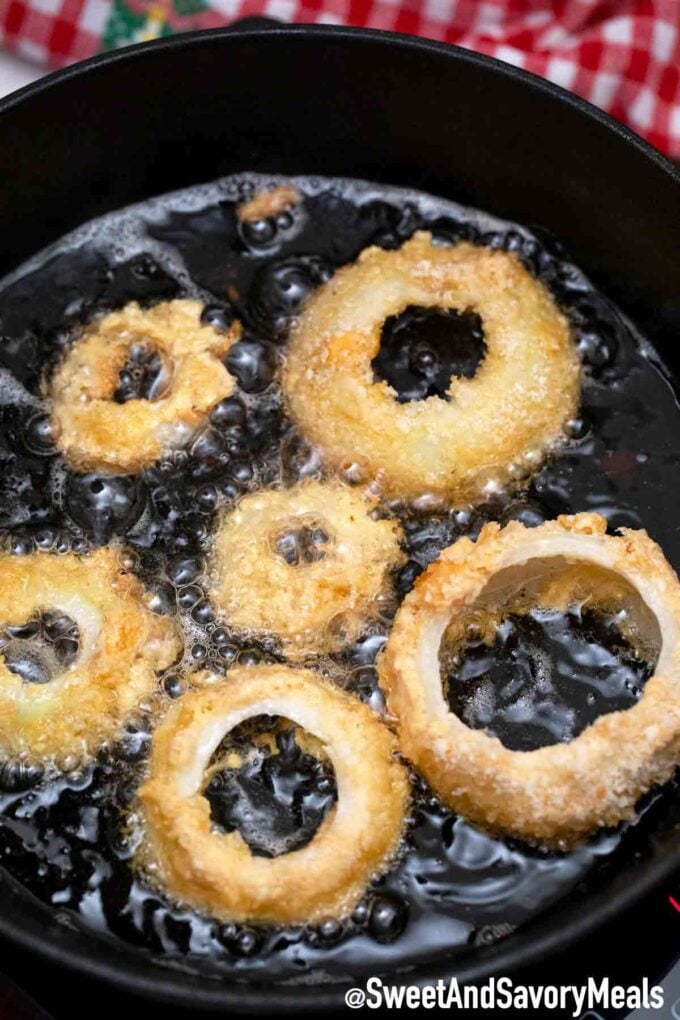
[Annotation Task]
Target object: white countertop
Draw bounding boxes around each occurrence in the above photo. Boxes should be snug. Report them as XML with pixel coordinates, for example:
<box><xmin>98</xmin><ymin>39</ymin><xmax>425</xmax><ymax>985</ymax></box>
<box><xmin>0</xmin><ymin>50</ymin><xmax>42</xmax><ymax>99</ymax></box>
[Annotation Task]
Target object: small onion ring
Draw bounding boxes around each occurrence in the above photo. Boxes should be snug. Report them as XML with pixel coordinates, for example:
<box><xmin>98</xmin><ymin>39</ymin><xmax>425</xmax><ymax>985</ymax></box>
<box><xmin>50</xmin><ymin>299</ymin><xmax>240</xmax><ymax>473</ymax></box>
<box><xmin>283</xmin><ymin>232</ymin><xmax>580</xmax><ymax>502</ymax></box>
<box><xmin>380</xmin><ymin>512</ymin><xmax>680</xmax><ymax>846</ymax></box>
<box><xmin>0</xmin><ymin>548</ymin><xmax>180</xmax><ymax>764</ymax></box>
<box><xmin>137</xmin><ymin>665</ymin><xmax>409</xmax><ymax>924</ymax></box>
<box><xmin>210</xmin><ymin>481</ymin><xmax>404</xmax><ymax>657</ymax></box>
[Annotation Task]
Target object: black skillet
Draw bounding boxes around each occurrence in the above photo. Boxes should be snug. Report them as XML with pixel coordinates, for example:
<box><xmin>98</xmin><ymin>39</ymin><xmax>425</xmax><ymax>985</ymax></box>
<box><xmin>0</xmin><ymin>23</ymin><xmax>679</xmax><ymax>1013</ymax></box>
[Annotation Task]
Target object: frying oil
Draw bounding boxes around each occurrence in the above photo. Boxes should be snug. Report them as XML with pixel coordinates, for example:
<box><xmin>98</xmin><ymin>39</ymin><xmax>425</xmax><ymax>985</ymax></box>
<box><xmin>0</xmin><ymin>174</ymin><xmax>678</xmax><ymax>981</ymax></box>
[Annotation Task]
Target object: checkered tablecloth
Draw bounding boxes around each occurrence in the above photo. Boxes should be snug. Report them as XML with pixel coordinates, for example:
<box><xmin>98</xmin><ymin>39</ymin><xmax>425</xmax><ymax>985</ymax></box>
<box><xmin>0</xmin><ymin>0</ymin><xmax>679</xmax><ymax>158</ymax></box>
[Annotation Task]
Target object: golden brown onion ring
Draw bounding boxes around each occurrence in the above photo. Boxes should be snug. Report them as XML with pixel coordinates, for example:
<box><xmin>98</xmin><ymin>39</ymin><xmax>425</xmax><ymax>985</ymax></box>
<box><xmin>380</xmin><ymin>512</ymin><xmax>680</xmax><ymax>846</ymax></box>
<box><xmin>210</xmin><ymin>481</ymin><xmax>404</xmax><ymax>658</ymax></box>
<box><xmin>50</xmin><ymin>299</ymin><xmax>240</xmax><ymax>473</ymax></box>
<box><xmin>137</xmin><ymin>665</ymin><xmax>409</xmax><ymax>924</ymax></box>
<box><xmin>0</xmin><ymin>548</ymin><xmax>180</xmax><ymax>765</ymax></box>
<box><xmin>284</xmin><ymin>232</ymin><xmax>579</xmax><ymax>502</ymax></box>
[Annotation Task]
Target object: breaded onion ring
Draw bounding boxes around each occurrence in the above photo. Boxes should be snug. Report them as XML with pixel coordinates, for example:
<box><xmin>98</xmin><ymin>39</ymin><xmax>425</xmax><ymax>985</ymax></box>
<box><xmin>284</xmin><ymin>232</ymin><xmax>579</xmax><ymax>501</ymax></box>
<box><xmin>210</xmin><ymin>481</ymin><xmax>404</xmax><ymax>657</ymax></box>
<box><xmin>0</xmin><ymin>548</ymin><xmax>180</xmax><ymax>764</ymax></box>
<box><xmin>50</xmin><ymin>299</ymin><xmax>240</xmax><ymax>473</ymax></box>
<box><xmin>380</xmin><ymin>512</ymin><xmax>680</xmax><ymax>846</ymax></box>
<box><xmin>137</xmin><ymin>665</ymin><xmax>408</xmax><ymax>923</ymax></box>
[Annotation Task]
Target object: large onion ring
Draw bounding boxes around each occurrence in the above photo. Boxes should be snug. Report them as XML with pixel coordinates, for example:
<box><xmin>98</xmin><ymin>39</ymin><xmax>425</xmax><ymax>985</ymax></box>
<box><xmin>0</xmin><ymin>548</ymin><xmax>180</xmax><ymax>764</ymax></box>
<box><xmin>380</xmin><ymin>512</ymin><xmax>680</xmax><ymax>846</ymax></box>
<box><xmin>50</xmin><ymin>299</ymin><xmax>240</xmax><ymax>473</ymax></box>
<box><xmin>210</xmin><ymin>481</ymin><xmax>404</xmax><ymax>658</ymax></box>
<box><xmin>137</xmin><ymin>665</ymin><xmax>409</xmax><ymax>924</ymax></box>
<box><xmin>283</xmin><ymin>232</ymin><xmax>579</xmax><ymax>502</ymax></box>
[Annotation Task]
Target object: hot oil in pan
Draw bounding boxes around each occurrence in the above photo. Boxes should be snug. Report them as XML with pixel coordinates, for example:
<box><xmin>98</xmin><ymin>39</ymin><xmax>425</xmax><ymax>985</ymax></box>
<box><xmin>443</xmin><ymin>606</ymin><xmax>654</xmax><ymax>753</ymax></box>
<box><xmin>0</xmin><ymin>174</ymin><xmax>678</xmax><ymax>979</ymax></box>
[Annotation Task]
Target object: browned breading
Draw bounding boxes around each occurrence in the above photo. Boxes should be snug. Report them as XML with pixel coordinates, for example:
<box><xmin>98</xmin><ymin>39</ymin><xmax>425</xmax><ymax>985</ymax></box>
<box><xmin>210</xmin><ymin>481</ymin><xmax>404</xmax><ymax>658</ymax></box>
<box><xmin>236</xmin><ymin>185</ymin><xmax>302</xmax><ymax>223</ymax></box>
<box><xmin>50</xmin><ymin>300</ymin><xmax>240</xmax><ymax>473</ymax></box>
<box><xmin>0</xmin><ymin>548</ymin><xmax>180</xmax><ymax>764</ymax></box>
<box><xmin>380</xmin><ymin>512</ymin><xmax>680</xmax><ymax>846</ymax></box>
<box><xmin>283</xmin><ymin>232</ymin><xmax>580</xmax><ymax>502</ymax></box>
<box><xmin>137</xmin><ymin>665</ymin><xmax>409</xmax><ymax>924</ymax></box>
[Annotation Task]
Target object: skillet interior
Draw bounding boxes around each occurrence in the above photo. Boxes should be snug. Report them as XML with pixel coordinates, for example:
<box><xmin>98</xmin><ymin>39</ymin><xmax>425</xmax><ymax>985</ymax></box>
<box><xmin>0</xmin><ymin>25</ymin><xmax>679</xmax><ymax>1011</ymax></box>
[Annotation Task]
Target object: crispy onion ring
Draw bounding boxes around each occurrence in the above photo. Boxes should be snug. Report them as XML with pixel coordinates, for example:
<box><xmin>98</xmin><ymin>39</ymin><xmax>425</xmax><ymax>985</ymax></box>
<box><xmin>210</xmin><ymin>481</ymin><xmax>404</xmax><ymax>657</ymax></box>
<box><xmin>137</xmin><ymin>665</ymin><xmax>409</xmax><ymax>923</ymax></box>
<box><xmin>50</xmin><ymin>299</ymin><xmax>240</xmax><ymax>473</ymax></box>
<box><xmin>0</xmin><ymin>548</ymin><xmax>180</xmax><ymax>764</ymax></box>
<box><xmin>380</xmin><ymin>512</ymin><xmax>680</xmax><ymax>846</ymax></box>
<box><xmin>283</xmin><ymin>232</ymin><xmax>579</xmax><ymax>502</ymax></box>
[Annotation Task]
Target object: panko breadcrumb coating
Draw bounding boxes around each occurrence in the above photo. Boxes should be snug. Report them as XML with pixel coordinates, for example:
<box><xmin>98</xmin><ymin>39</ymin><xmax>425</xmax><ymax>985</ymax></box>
<box><xmin>50</xmin><ymin>299</ymin><xmax>240</xmax><ymax>473</ymax></box>
<box><xmin>0</xmin><ymin>548</ymin><xmax>180</xmax><ymax>765</ymax></box>
<box><xmin>283</xmin><ymin>232</ymin><xmax>580</xmax><ymax>502</ymax></box>
<box><xmin>137</xmin><ymin>665</ymin><xmax>409</xmax><ymax>924</ymax></box>
<box><xmin>380</xmin><ymin>513</ymin><xmax>680</xmax><ymax>846</ymax></box>
<box><xmin>210</xmin><ymin>481</ymin><xmax>404</xmax><ymax>658</ymax></box>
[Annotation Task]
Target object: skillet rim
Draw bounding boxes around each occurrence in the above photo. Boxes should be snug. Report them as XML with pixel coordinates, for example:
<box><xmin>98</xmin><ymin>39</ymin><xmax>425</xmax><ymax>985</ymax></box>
<box><xmin>0</xmin><ymin>24</ymin><xmax>678</xmax><ymax>186</ymax></box>
<box><xmin>0</xmin><ymin>23</ymin><xmax>679</xmax><ymax>1012</ymax></box>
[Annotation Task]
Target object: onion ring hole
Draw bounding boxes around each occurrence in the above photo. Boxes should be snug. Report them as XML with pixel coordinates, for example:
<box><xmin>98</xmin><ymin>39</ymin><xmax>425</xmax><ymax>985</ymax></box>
<box><xmin>50</xmin><ymin>299</ymin><xmax>241</xmax><ymax>473</ymax></box>
<box><xmin>137</xmin><ymin>665</ymin><xmax>409</xmax><ymax>924</ymax></box>
<box><xmin>372</xmin><ymin>305</ymin><xmax>487</xmax><ymax>403</ymax></box>
<box><xmin>284</xmin><ymin>232</ymin><xmax>580</xmax><ymax>502</ymax></box>
<box><xmin>0</xmin><ymin>610</ymin><xmax>80</xmax><ymax>687</ymax></box>
<box><xmin>210</xmin><ymin>481</ymin><xmax>404</xmax><ymax>658</ymax></box>
<box><xmin>442</xmin><ymin>572</ymin><xmax>656</xmax><ymax>753</ymax></box>
<box><xmin>0</xmin><ymin>548</ymin><xmax>181</xmax><ymax>766</ymax></box>
<box><xmin>381</xmin><ymin>513</ymin><xmax>680</xmax><ymax>846</ymax></box>
<box><xmin>203</xmin><ymin>716</ymin><xmax>337</xmax><ymax>858</ymax></box>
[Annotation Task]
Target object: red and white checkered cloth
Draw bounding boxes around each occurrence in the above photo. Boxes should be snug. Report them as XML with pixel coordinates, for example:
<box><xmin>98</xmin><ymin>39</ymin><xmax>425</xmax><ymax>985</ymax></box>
<box><xmin>0</xmin><ymin>0</ymin><xmax>679</xmax><ymax>158</ymax></box>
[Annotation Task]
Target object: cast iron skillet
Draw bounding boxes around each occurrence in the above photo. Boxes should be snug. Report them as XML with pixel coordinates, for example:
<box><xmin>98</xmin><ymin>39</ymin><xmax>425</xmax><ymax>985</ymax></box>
<box><xmin>0</xmin><ymin>24</ymin><xmax>679</xmax><ymax>1013</ymax></box>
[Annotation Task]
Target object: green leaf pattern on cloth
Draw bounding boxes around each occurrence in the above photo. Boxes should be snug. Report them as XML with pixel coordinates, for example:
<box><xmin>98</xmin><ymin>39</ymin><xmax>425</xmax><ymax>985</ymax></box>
<box><xmin>101</xmin><ymin>0</ymin><xmax>213</xmax><ymax>51</ymax></box>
